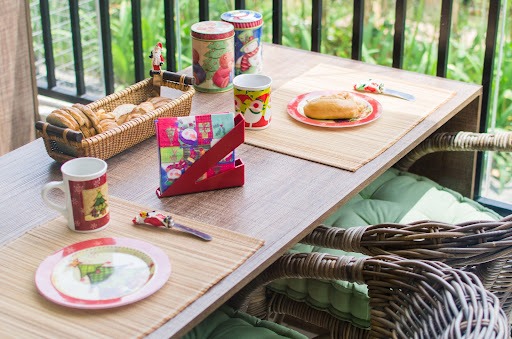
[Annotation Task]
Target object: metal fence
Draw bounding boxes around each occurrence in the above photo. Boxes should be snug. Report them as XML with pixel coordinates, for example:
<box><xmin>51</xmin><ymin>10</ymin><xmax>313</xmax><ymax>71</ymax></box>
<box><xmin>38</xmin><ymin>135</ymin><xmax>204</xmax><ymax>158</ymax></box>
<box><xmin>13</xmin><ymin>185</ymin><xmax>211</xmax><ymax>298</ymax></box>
<box><xmin>33</xmin><ymin>0</ymin><xmax>500</xmax><ymax>123</ymax></box>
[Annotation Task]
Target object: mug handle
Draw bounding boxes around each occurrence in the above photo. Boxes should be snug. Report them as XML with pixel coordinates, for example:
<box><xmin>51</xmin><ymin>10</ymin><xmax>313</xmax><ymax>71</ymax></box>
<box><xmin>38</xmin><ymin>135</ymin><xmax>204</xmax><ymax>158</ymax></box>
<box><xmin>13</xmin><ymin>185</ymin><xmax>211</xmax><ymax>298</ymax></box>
<box><xmin>41</xmin><ymin>181</ymin><xmax>67</xmax><ymax>215</ymax></box>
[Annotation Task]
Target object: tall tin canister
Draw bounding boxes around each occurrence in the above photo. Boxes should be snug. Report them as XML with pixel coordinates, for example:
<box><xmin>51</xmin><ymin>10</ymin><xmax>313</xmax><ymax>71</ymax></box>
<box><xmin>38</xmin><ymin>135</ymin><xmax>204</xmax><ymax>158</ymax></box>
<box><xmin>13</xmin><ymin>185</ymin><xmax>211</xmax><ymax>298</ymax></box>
<box><xmin>191</xmin><ymin>21</ymin><xmax>235</xmax><ymax>93</ymax></box>
<box><xmin>221</xmin><ymin>10</ymin><xmax>263</xmax><ymax>75</ymax></box>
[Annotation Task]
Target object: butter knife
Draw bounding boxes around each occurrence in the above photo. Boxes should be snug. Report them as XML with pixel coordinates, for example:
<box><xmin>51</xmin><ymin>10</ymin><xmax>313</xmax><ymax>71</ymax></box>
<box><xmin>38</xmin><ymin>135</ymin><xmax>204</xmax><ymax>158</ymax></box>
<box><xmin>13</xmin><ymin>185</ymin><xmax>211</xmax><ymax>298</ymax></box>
<box><xmin>133</xmin><ymin>211</ymin><xmax>212</xmax><ymax>241</ymax></box>
<box><xmin>163</xmin><ymin>215</ymin><xmax>212</xmax><ymax>241</ymax></box>
<box><xmin>354</xmin><ymin>79</ymin><xmax>415</xmax><ymax>101</ymax></box>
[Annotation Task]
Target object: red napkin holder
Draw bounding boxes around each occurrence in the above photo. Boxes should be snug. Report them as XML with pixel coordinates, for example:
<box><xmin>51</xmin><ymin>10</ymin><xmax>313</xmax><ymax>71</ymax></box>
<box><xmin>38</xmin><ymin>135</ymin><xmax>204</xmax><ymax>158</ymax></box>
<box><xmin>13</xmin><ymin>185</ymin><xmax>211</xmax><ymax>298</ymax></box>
<box><xmin>156</xmin><ymin>114</ymin><xmax>245</xmax><ymax>197</ymax></box>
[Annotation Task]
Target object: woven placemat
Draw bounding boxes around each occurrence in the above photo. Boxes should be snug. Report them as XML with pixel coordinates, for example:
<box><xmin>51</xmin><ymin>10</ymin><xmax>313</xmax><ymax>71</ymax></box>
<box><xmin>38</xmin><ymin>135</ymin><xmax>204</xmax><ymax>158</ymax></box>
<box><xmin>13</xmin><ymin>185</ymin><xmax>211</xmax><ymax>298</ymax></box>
<box><xmin>245</xmin><ymin>63</ymin><xmax>456</xmax><ymax>171</ymax></box>
<box><xmin>0</xmin><ymin>197</ymin><xmax>264</xmax><ymax>338</ymax></box>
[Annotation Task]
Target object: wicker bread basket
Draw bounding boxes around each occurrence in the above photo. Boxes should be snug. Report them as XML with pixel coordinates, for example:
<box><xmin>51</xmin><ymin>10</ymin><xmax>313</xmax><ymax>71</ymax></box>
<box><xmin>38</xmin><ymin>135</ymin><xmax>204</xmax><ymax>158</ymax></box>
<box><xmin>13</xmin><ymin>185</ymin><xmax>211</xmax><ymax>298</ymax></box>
<box><xmin>36</xmin><ymin>72</ymin><xmax>195</xmax><ymax>163</ymax></box>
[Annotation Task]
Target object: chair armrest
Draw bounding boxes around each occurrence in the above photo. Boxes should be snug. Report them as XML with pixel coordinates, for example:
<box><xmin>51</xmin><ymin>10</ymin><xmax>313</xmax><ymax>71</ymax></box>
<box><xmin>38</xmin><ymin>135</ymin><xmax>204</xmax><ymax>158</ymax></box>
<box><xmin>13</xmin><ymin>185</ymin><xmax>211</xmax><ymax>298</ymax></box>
<box><xmin>303</xmin><ymin>219</ymin><xmax>512</xmax><ymax>265</ymax></box>
<box><xmin>231</xmin><ymin>253</ymin><xmax>508</xmax><ymax>338</ymax></box>
<box><xmin>303</xmin><ymin>219</ymin><xmax>512</xmax><ymax>315</ymax></box>
<box><xmin>395</xmin><ymin>131</ymin><xmax>512</xmax><ymax>171</ymax></box>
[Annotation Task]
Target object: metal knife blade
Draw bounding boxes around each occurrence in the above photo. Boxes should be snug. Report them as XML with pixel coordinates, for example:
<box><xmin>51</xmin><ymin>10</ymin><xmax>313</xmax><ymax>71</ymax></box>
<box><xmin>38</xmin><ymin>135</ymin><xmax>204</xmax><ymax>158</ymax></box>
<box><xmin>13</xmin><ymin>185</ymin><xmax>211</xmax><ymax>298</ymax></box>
<box><xmin>168</xmin><ymin>218</ymin><xmax>212</xmax><ymax>241</ymax></box>
<box><xmin>354</xmin><ymin>79</ymin><xmax>416</xmax><ymax>101</ymax></box>
<box><xmin>382</xmin><ymin>88</ymin><xmax>416</xmax><ymax>101</ymax></box>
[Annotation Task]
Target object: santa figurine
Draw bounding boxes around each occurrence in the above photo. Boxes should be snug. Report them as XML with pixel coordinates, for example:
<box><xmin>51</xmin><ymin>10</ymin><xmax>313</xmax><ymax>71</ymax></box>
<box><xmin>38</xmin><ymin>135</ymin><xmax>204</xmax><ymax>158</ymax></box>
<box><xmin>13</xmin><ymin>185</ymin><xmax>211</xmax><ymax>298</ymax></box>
<box><xmin>149</xmin><ymin>42</ymin><xmax>165</xmax><ymax>71</ymax></box>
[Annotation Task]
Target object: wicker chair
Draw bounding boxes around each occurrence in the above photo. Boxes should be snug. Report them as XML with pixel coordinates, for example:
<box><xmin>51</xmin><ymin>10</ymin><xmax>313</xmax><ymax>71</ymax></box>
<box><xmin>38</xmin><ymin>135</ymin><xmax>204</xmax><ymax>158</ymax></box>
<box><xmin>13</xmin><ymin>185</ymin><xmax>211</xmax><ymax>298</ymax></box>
<box><xmin>231</xmin><ymin>253</ymin><xmax>509</xmax><ymax>338</ymax></box>
<box><xmin>233</xmin><ymin>131</ymin><xmax>512</xmax><ymax>336</ymax></box>
<box><xmin>394</xmin><ymin>131</ymin><xmax>512</xmax><ymax>172</ymax></box>
<box><xmin>308</xmin><ymin>131</ymin><xmax>512</xmax><ymax>315</ymax></box>
<box><xmin>302</xmin><ymin>217</ymin><xmax>512</xmax><ymax>315</ymax></box>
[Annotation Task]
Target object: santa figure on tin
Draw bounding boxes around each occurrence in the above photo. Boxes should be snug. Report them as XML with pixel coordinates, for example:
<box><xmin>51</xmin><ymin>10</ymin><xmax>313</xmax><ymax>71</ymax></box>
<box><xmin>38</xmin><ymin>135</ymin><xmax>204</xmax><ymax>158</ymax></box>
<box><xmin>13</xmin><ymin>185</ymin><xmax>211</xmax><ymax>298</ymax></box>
<box><xmin>149</xmin><ymin>42</ymin><xmax>165</xmax><ymax>71</ymax></box>
<box><xmin>236</xmin><ymin>31</ymin><xmax>261</xmax><ymax>74</ymax></box>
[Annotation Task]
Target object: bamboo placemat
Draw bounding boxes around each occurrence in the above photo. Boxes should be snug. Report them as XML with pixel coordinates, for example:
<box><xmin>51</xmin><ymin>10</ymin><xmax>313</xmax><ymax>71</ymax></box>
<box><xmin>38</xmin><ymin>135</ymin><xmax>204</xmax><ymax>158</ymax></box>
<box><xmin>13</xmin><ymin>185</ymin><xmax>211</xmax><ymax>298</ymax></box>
<box><xmin>0</xmin><ymin>197</ymin><xmax>264</xmax><ymax>338</ymax></box>
<box><xmin>245</xmin><ymin>63</ymin><xmax>456</xmax><ymax>171</ymax></box>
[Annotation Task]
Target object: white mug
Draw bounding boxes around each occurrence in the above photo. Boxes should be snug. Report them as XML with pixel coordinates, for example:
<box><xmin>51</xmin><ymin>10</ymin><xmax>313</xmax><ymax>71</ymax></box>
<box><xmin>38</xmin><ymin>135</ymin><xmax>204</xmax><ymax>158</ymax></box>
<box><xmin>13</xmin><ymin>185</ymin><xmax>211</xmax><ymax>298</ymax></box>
<box><xmin>42</xmin><ymin>157</ymin><xmax>110</xmax><ymax>232</ymax></box>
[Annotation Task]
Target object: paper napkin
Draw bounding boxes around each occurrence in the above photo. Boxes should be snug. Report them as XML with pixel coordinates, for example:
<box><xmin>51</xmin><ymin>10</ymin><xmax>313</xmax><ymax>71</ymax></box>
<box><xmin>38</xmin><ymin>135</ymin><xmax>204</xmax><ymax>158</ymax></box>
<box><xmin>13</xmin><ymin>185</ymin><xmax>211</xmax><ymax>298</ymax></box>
<box><xmin>155</xmin><ymin>113</ymin><xmax>235</xmax><ymax>192</ymax></box>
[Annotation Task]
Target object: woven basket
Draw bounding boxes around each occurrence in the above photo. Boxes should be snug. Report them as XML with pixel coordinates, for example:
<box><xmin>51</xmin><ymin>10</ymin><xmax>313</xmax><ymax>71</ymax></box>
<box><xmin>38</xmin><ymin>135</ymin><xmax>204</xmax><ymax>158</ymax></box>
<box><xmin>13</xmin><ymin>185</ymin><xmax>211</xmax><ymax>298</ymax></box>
<box><xmin>36</xmin><ymin>72</ymin><xmax>195</xmax><ymax>163</ymax></box>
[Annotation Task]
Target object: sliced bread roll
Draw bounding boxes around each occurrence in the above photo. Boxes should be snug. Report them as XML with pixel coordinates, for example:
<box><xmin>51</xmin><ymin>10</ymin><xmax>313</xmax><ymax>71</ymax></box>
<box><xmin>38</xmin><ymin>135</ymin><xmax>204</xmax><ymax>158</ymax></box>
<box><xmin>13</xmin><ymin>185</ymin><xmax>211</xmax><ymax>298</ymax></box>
<box><xmin>113</xmin><ymin>104</ymin><xmax>137</xmax><ymax>125</ymax></box>
<box><xmin>73</xmin><ymin>103</ymin><xmax>103</xmax><ymax>134</ymax></box>
<box><xmin>303</xmin><ymin>92</ymin><xmax>363</xmax><ymax>120</ymax></box>
<box><xmin>46</xmin><ymin>110</ymin><xmax>80</xmax><ymax>131</ymax></box>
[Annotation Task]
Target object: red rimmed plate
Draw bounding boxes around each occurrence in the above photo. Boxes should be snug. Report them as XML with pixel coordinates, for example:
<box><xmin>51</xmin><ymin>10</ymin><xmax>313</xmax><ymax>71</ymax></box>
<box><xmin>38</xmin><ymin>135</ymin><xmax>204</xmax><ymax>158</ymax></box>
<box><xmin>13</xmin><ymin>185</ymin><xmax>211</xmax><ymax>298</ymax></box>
<box><xmin>35</xmin><ymin>237</ymin><xmax>171</xmax><ymax>309</ymax></box>
<box><xmin>287</xmin><ymin>91</ymin><xmax>382</xmax><ymax>128</ymax></box>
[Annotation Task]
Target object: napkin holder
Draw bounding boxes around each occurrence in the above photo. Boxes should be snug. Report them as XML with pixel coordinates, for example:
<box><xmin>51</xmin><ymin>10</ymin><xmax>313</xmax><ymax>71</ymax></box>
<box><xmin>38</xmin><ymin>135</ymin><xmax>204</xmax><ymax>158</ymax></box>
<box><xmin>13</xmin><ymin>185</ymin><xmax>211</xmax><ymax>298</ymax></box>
<box><xmin>156</xmin><ymin>114</ymin><xmax>245</xmax><ymax>197</ymax></box>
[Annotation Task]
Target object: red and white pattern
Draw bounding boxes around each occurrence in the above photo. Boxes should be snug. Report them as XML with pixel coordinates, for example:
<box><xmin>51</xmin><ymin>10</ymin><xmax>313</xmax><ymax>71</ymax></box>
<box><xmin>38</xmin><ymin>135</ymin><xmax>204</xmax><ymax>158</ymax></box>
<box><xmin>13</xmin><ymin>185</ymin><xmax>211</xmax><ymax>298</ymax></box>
<box><xmin>240</xmin><ymin>42</ymin><xmax>259</xmax><ymax>72</ymax></box>
<box><xmin>68</xmin><ymin>173</ymin><xmax>109</xmax><ymax>232</ymax></box>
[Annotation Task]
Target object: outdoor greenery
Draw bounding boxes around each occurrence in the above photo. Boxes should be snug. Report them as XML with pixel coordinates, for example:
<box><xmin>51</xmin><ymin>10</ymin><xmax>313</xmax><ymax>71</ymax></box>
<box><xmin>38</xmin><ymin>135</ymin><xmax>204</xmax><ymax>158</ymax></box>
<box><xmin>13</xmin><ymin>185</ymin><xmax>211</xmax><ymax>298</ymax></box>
<box><xmin>31</xmin><ymin>0</ymin><xmax>512</xmax><ymax>199</ymax></box>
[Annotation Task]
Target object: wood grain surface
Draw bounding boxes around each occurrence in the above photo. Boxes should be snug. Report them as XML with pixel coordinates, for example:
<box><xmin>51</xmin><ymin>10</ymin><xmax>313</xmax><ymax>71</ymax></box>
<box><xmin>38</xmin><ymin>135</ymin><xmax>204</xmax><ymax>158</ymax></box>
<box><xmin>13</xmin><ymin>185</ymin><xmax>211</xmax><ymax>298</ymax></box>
<box><xmin>0</xmin><ymin>44</ymin><xmax>482</xmax><ymax>338</ymax></box>
<box><xmin>244</xmin><ymin>63</ymin><xmax>456</xmax><ymax>171</ymax></box>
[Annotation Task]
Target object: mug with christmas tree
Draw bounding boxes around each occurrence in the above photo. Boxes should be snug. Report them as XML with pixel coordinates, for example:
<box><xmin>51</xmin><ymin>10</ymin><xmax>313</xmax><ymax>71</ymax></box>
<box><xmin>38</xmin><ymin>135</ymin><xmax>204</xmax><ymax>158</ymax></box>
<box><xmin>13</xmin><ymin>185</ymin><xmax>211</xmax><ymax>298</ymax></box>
<box><xmin>41</xmin><ymin>157</ymin><xmax>110</xmax><ymax>232</ymax></box>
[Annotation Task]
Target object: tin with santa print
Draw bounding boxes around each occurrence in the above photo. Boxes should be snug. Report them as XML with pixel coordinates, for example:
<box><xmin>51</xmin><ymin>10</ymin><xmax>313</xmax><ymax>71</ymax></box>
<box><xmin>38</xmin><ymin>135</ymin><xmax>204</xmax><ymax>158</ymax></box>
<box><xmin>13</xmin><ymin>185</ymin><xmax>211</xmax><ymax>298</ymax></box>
<box><xmin>191</xmin><ymin>21</ymin><xmax>235</xmax><ymax>93</ymax></box>
<box><xmin>221</xmin><ymin>10</ymin><xmax>263</xmax><ymax>76</ymax></box>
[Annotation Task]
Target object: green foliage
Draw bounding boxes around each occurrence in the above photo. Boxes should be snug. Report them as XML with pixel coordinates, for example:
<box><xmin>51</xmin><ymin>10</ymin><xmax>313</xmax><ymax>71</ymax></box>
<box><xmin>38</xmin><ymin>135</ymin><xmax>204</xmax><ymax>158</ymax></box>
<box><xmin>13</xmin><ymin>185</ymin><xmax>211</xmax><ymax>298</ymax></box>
<box><xmin>109</xmin><ymin>1</ymin><xmax>135</xmax><ymax>87</ymax></box>
<box><xmin>492</xmin><ymin>152</ymin><xmax>512</xmax><ymax>193</ymax></box>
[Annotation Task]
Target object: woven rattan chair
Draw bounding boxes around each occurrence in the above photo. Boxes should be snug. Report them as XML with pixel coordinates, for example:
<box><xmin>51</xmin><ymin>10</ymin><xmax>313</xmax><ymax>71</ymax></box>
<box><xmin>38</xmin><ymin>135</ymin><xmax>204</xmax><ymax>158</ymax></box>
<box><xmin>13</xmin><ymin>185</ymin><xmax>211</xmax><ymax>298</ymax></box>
<box><xmin>302</xmin><ymin>217</ymin><xmax>512</xmax><ymax>315</ymax></box>
<box><xmin>305</xmin><ymin>131</ymin><xmax>512</xmax><ymax>315</ymax></box>
<box><xmin>231</xmin><ymin>253</ymin><xmax>509</xmax><ymax>338</ymax></box>
<box><xmin>232</xmin><ymin>131</ymin><xmax>512</xmax><ymax>336</ymax></box>
<box><xmin>394</xmin><ymin>131</ymin><xmax>512</xmax><ymax>172</ymax></box>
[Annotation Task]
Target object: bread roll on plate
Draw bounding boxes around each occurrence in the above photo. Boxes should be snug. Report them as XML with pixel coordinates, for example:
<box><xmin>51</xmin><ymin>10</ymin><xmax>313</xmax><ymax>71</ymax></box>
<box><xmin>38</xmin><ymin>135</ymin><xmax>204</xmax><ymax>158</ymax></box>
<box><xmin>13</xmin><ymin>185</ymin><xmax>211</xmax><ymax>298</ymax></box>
<box><xmin>303</xmin><ymin>92</ymin><xmax>364</xmax><ymax>120</ymax></box>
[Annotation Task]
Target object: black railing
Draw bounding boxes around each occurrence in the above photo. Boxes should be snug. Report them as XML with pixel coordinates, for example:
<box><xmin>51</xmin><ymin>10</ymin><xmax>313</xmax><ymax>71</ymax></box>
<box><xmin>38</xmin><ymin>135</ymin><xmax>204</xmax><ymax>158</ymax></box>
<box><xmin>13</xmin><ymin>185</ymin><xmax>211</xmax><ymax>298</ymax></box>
<box><xmin>476</xmin><ymin>0</ymin><xmax>502</xmax><ymax>209</ymax></box>
<box><xmin>98</xmin><ymin>1</ymin><xmax>115</xmax><ymax>95</ymax></box>
<box><xmin>35</xmin><ymin>0</ymin><xmax>501</xmax><ymax>121</ymax></box>
<box><xmin>33</xmin><ymin>0</ymin><xmax>505</xmax><ymax>212</ymax></box>
<box><xmin>351</xmin><ymin>1</ymin><xmax>364</xmax><ymax>60</ymax></box>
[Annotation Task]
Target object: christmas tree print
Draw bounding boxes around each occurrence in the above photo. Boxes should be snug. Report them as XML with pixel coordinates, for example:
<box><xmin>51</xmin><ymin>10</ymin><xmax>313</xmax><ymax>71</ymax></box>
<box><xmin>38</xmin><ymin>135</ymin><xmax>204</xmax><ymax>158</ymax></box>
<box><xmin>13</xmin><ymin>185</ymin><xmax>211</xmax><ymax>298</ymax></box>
<box><xmin>213</xmin><ymin>123</ymin><xmax>226</xmax><ymax>136</ymax></box>
<box><xmin>203</xmin><ymin>41</ymin><xmax>227</xmax><ymax>80</ymax></box>
<box><xmin>91</xmin><ymin>190</ymin><xmax>107</xmax><ymax>218</ymax></box>
<box><xmin>165</xmin><ymin>127</ymin><xmax>176</xmax><ymax>143</ymax></box>
<box><xmin>79</xmin><ymin>263</ymin><xmax>114</xmax><ymax>284</ymax></box>
<box><xmin>71</xmin><ymin>258</ymin><xmax>114</xmax><ymax>284</ymax></box>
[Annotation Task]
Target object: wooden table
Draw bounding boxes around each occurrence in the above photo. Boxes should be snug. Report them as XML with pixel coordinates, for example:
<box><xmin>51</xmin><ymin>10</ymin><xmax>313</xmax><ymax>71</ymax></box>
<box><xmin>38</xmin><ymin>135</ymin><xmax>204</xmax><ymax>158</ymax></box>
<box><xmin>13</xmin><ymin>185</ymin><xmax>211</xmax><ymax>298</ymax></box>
<box><xmin>0</xmin><ymin>44</ymin><xmax>482</xmax><ymax>338</ymax></box>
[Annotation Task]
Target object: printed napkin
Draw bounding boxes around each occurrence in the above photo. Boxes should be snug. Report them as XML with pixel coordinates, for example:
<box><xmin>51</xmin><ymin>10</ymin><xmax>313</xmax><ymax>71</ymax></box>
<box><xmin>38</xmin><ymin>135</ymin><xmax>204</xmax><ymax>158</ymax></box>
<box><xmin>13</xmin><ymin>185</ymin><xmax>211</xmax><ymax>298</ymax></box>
<box><xmin>155</xmin><ymin>113</ymin><xmax>235</xmax><ymax>193</ymax></box>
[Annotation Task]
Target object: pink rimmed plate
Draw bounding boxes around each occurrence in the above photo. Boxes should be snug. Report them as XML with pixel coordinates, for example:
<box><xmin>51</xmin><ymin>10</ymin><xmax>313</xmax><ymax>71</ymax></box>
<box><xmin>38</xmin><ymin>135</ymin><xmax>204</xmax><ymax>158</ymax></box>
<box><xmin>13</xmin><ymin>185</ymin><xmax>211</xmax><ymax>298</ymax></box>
<box><xmin>287</xmin><ymin>91</ymin><xmax>382</xmax><ymax>128</ymax></box>
<box><xmin>35</xmin><ymin>237</ymin><xmax>171</xmax><ymax>309</ymax></box>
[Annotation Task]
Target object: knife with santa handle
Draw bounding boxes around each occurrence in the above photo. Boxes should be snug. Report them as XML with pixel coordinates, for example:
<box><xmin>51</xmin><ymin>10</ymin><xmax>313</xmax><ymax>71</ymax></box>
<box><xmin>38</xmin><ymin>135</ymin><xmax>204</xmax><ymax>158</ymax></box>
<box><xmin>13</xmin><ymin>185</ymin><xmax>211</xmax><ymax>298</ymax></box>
<box><xmin>133</xmin><ymin>211</ymin><xmax>212</xmax><ymax>241</ymax></box>
<box><xmin>354</xmin><ymin>79</ymin><xmax>415</xmax><ymax>101</ymax></box>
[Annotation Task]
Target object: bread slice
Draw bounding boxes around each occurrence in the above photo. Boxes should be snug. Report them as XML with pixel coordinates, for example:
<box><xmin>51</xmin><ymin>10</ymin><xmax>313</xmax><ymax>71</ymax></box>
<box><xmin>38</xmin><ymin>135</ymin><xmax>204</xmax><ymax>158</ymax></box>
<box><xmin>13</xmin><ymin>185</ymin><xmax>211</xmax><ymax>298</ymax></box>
<box><xmin>304</xmin><ymin>92</ymin><xmax>363</xmax><ymax>120</ymax></box>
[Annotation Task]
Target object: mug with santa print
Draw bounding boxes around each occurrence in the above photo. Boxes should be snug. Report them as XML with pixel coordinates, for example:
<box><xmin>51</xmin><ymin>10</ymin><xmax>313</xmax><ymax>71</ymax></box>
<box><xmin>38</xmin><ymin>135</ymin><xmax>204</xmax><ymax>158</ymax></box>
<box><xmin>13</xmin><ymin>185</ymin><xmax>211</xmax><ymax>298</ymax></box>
<box><xmin>41</xmin><ymin>157</ymin><xmax>110</xmax><ymax>233</ymax></box>
<box><xmin>221</xmin><ymin>10</ymin><xmax>263</xmax><ymax>76</ymax></box>
<box><xmin>233</xmin><ymin>74</ymin><xmax>272</xmax><ymax>129</ymax></box>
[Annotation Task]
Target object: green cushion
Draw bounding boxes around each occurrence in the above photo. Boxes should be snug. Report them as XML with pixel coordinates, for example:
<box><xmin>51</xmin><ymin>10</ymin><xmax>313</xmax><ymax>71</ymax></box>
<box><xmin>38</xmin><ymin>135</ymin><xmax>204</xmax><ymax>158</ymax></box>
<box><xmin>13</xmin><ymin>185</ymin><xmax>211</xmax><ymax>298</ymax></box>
<box><xmin>269</xmin><ymin>168</ymin><xmax>501</xmax><ymax>329</ymax></box>
<box><xmin>182</xmin><ymin>305</ymin><xmax>307</xmax><ymax>339</ymax></box>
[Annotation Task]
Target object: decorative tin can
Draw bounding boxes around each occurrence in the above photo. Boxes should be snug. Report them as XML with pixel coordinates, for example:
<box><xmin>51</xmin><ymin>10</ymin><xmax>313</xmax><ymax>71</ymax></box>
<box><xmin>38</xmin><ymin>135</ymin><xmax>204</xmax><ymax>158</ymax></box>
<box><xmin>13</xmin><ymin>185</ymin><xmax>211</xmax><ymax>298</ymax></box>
<box><xmin>221</xmin><ymin>10</ymin><xmax>263</xmax><ymax>76</ymax></box>
<box><xmin>191</xmin><ymin>21</ymin><xmax>235</xmax><ymax>93</ymax></box>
